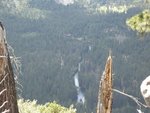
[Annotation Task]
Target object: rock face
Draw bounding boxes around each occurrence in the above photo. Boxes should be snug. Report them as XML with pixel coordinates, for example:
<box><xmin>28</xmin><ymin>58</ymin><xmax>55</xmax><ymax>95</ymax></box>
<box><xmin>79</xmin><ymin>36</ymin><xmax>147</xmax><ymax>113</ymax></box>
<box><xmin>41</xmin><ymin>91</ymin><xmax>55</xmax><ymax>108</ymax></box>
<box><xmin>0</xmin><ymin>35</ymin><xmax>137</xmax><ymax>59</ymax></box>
<box><xmin>0</xmin><ymin>22</ymin><xmax>19</xmax><ymax>113</ymax></box>
<box><xmin>140</xmin><ymin>76</ymin><xmax>150</xmax><ymax>107</ymax></box>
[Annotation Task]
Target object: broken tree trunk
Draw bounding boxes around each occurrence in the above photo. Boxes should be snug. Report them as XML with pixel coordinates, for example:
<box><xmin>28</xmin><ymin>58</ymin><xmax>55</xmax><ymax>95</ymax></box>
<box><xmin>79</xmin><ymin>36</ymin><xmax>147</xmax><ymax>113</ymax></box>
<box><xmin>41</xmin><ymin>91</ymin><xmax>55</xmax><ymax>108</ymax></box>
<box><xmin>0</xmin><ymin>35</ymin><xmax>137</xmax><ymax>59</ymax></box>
<box><xmin>97</xmin><ymin>52</ymin><xmax>113</xmax><ymax>113</ymax></box>
<box><xmin>0</xmin><ymin>22</ymin><xmax>19</xmax><ymax>113</ymax></box>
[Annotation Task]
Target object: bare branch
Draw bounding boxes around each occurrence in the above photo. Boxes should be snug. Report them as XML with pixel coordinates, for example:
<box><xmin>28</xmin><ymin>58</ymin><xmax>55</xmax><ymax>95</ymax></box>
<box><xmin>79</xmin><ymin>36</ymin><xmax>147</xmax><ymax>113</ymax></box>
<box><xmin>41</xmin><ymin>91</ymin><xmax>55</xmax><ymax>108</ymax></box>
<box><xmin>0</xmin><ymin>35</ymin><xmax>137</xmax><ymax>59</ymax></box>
<box><xmin>7</xmin><ymin>44</ymin><xmax>23</xmax><ymax>98</ymax></box>
<box><xmin>0</xmin><ymin>73</ymin><xmax>8</xmax><ymax>85</ymax></box>
<box><xmin>2</xmin><ymin>109</ymin><xmax>10</xmax><ymax>113</ymax></box>
<box><xmin>0</xmin><ymin>56</ymin><xmax>6</xmax><ymax>58</ymax></box>
<box><xmin>0</xmin><ymin>89</ymin><xmax>7</xmax><ymax>96</ymax></box>
<box><xmin>113</xmin><ymin>89</ymin><xmax>148</xmax><ymax>108</ymax></box>
<box><xmin>0</xmin><ymin>101</ymin><xmax>8</xmax><ymax>109</ymax></box>
<box><xmin>137</xmin><ymin>109</ymin><xmax>144</xmax><ymax>113</ymax></box>
<box><xmin>15</xmin><ymin>80</ymin><xmax>23</xmax><ymax>89</ymax></box>
<box><xmin>8</xmin><ymin>45</ymin><xmax>22</xmax><ymax>76</ymax></box>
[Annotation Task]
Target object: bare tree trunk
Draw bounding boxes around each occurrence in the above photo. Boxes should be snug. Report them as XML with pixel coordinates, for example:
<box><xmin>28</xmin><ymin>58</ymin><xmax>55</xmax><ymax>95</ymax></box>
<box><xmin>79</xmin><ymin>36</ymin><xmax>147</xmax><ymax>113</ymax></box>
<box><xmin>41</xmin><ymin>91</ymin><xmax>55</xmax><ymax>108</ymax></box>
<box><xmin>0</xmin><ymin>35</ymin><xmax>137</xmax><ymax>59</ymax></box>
<box><xmin>97</xmin><ymin>52</ymin><xmax>113</xmax><ymax>113</ymax></box>
<box><xmin>0</xmin><ymin>22</ymin><xmax>19</xmax><ymax>113</ymax></box>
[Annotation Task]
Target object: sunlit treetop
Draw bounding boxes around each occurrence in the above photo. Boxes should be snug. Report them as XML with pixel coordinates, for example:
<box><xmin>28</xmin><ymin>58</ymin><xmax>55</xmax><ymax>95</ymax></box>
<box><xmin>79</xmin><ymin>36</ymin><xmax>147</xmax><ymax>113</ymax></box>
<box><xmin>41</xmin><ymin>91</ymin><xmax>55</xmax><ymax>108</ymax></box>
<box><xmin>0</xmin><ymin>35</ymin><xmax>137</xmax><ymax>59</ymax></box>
<box><xmin>126</xmin><ymin>10</ymin><xmax>150</xmax><ymax>33</ymax></box>
<box><xmin>0</xmin><ymin>0</ymin><xmax>46</xmax><ymax>20</ymax></box>
<box><xmin>18</xmin><ymin>99</ymin><xmax>76</xmax><ymax>113</ymax></box>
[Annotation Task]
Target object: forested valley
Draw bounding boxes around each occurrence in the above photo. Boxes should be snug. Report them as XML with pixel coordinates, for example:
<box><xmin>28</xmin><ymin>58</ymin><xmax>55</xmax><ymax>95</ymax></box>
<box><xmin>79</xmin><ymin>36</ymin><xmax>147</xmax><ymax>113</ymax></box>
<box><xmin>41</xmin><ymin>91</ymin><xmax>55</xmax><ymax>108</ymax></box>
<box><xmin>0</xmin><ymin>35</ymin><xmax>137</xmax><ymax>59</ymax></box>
<box><xmin>0</xmin><ymin>0</ymin><xmax>150</xmax><ymax>113</ymax></box>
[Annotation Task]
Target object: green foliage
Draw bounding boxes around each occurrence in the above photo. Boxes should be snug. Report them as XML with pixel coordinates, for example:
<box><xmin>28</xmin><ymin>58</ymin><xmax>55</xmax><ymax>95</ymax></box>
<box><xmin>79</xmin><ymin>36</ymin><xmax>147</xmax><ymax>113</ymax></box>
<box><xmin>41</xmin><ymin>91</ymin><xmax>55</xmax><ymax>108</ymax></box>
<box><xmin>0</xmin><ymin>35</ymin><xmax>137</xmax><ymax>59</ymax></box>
<box><xmin>0</xmin><ymin>0</ymin><xmax>47</xmax><ymax>20</ymax></box>
<box><xmin>18</xmin><ymin>8</ymin><xmax>47</xmax><ymax>20</ymax></box>
<box><xmin>94</xmin><ymin>4</ymin><xmax>133</xmax><ymax>14</ymax></box>
<box><xmin>40</xmin><ymin>102</ymin><xmax>76</xmax><ymax>113</ymax></box>
<box><xmin>18</xmin><ymin>99</ymin><xmax>76</xmax><ymax>113</ymax></box>
<box><xmin>18</xmin><ymin>99</ymin><xmax>41</xmax><ymax>113</ymax></box>
<box><xmin>126</xmin><ymin>10</ymin><xmax>150</xmax><ymax>33</ymax></box>
<box><xmin>1</xmin><ymin>1</ymin><xmax>150</xmax><ymax>113</ymax></box>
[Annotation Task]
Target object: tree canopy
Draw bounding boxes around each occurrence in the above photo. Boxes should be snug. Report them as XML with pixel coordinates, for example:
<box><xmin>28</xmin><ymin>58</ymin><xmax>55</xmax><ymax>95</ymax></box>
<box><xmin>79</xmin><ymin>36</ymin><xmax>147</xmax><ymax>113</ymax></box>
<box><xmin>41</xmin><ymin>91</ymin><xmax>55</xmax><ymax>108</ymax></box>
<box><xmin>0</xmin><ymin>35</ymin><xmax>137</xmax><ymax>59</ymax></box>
<box><xmin>126</xmin><ymin>10</ymin><xmax>150</xmax><ymax>33</ymax></box>
<box><xmin>18</xmin><ymin>99</ymin><xmax>76</xmax><ymax>113</ymax></box>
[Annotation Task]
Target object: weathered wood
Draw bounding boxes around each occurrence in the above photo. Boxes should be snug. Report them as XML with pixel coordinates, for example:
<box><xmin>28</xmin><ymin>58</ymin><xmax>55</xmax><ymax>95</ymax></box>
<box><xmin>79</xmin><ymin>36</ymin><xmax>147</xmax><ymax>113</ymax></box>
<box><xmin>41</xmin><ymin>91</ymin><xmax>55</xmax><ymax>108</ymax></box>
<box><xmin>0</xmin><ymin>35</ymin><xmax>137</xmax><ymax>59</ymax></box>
<box><xmin>97</xmin><ymin>52</ymin><xmax>113</xmax><ymax>113</ymax></box>
<box><xmin>0</xmin><ymin>22</ymin><xmax>19</xmax><ymax>113</ymax></box>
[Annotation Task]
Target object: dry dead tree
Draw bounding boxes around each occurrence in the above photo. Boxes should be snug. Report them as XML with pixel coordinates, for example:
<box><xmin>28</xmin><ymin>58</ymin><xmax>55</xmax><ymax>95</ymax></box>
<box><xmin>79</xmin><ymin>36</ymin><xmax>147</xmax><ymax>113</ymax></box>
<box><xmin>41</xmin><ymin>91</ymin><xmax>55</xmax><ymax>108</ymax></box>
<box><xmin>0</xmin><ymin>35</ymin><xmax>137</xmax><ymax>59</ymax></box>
<box><xmin>96</xmin><ymin>50</ymin><xmax>150</xmax><ymax>113</ymax></box>
<box><xmin>0</xmin><ymin>22</ymin><xmax>19</xmax><ymax>113</ymax></box>
<box><xmin>97</xmin><ymin>51</ymin><xmax>113</xmax><ymax>113</ymax></box>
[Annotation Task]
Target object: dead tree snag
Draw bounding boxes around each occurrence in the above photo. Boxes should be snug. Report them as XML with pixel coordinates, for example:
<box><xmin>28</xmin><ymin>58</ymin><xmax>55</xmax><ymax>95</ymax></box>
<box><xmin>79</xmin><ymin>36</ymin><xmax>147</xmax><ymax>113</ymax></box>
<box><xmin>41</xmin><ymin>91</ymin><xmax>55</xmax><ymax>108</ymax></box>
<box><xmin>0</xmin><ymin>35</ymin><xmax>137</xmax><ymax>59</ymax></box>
<box><xmin>97</xmin><ymin>52</ymin><xmax>113</xmax><ymax>113</ymax></box>
<box><xmin>0</xmin><ymin>22</ymin><xmax>19</xmax><ymax>113</ymax></box>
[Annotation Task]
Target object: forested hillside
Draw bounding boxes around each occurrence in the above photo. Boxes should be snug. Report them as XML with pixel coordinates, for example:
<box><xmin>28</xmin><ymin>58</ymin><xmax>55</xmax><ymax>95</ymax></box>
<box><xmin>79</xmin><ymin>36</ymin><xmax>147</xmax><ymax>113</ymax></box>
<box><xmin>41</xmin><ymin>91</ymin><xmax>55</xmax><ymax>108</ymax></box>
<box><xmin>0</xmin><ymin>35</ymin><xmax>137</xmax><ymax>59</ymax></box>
<box><xmin>0</xmin><ymin>0</ymin><xmax>150</xmax><ymax>113</ymax></box>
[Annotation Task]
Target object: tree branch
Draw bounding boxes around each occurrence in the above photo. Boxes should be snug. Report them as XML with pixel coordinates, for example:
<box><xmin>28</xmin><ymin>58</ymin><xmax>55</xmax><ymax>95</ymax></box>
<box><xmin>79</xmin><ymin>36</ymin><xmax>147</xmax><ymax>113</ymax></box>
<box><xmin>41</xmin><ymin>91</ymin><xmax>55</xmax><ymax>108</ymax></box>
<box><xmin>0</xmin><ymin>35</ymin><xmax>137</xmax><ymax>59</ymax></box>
<box><xmin>2</xmin><ymin>109</ymin><xmax>10</xmax><ymax>113</ymax></box>
<box><xmin>0</xmin><ymin>101</ymin><xmax>8</xmax><ymax>109</ymax></box>
<box><xmin>0</xmin><ymin>73</ymin><xmax>8</xmax><ymax>85</ymax></box>
<box><xmin>0</xmin><ymin>89</ymin><xmax>7</xmax><ymax>96</ymax></box>
<box><xmin>113</xmin><ymin>89</ymin><xmax>148</xmax><ymax>108</ymax></box>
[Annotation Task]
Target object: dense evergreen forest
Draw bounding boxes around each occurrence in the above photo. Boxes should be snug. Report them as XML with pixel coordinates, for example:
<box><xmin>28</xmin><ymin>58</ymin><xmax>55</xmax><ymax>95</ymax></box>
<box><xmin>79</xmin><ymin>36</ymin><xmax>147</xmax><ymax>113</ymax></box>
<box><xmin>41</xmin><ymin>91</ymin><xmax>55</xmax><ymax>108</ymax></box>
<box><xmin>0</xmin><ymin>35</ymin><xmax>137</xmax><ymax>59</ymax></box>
<box><xmin>0</xmin><ymin>0</ymin><xmax>150</xmax><ymax>113</ymax></box>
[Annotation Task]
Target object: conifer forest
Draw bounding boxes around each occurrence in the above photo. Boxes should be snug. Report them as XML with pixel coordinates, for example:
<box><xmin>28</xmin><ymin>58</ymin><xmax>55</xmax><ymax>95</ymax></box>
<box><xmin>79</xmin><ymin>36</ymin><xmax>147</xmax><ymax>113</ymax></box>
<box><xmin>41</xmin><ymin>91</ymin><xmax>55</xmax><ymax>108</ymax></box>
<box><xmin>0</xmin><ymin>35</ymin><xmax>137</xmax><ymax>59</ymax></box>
<box><xmin>0</xmin><ymin>0</ymin><xmax>150</xmax><ymax>113</ymax></box>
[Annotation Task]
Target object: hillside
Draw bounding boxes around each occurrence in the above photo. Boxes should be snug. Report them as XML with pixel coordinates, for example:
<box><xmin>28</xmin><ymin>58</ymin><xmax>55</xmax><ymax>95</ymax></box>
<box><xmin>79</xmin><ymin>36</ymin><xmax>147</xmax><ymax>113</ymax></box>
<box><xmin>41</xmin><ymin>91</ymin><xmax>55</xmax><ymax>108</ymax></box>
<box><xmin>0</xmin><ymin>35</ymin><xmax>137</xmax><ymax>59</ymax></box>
<box><xmin>0</xmin><ymin>1</ymin><xmax>150</xmax><ymax>113</ymax></box>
